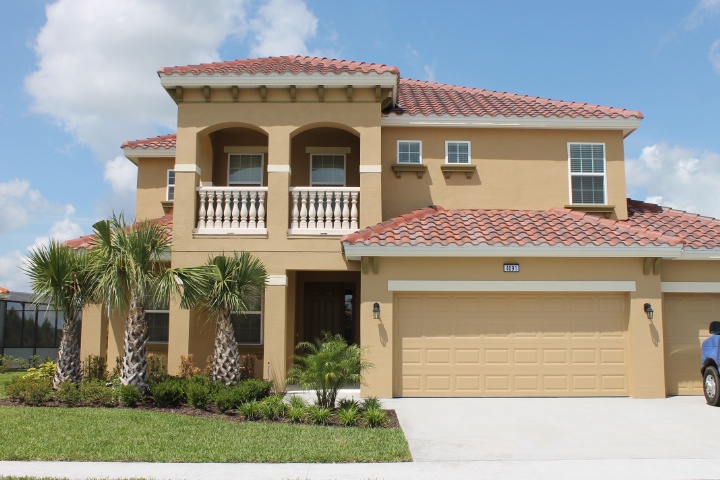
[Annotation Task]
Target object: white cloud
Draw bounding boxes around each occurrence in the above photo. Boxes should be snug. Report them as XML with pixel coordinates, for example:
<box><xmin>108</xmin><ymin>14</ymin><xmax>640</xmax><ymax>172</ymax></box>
<box><xmin>710</xmin><ymin>39</ymin><xmax>720</xmax><ymax>73</ymax></box>
<box><xmin>104</xmin><ymin>156</ymin><xmax>138</xmax><ymax>194</ymax></box>
<box><xmin>684</xmin><ymin>0</ymin><xmax>720</xmax><ymax>29</ymax></box>
<box><xmin>0</xmin><ymin>251</ymin><xmax>27</xmax><ymax>292</ymax></box>
<box><xmin>249</xmin><ymin>0</ymin><xmax>318</xmax><ymax>57</ymax></box>
<box><xmin>0</xmin><ymin>179</ymin><xmax>72</xmax><ymax>234</ymax></box>
<box><xmin>31</xmin><ymin>217</ymin><xmax>84</xmax><ymax>251</ymax></box>
<box><xmin>424</xmin><ymin>65</ymin><xmax>436</xmax><ymax>82</ymax></box>
<box><xmin>626</xmin><ymin>143</ymin><xmax>720</xmax><ymax>217</ymax></box>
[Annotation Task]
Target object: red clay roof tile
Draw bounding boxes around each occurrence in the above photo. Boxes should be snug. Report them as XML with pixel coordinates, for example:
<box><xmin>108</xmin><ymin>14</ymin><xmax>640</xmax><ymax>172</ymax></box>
<box><xmin>64</xmin><ymin>216</ymin><xmax>173</xmax><ymax>250</ymax></box>
<box><xmin>121</xmin><ymin>134</ymin><xmax>176</xmax><ymax>150</ymax></box>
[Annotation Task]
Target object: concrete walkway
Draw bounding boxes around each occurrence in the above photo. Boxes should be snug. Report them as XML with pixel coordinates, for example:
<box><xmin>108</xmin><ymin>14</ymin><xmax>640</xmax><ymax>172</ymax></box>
<box><xmin>4</xmin><ymin>396</ymin><xmax>720</xmax><ymax>479</ymax></box>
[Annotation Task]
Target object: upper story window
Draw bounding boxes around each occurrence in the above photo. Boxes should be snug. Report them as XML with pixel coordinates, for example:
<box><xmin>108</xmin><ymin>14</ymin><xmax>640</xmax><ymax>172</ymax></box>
<box><xmin>397</xmin><ymin>141</ymin><xmax>422</xmax><ymax>164</ymax></box>
<box><xmin>229</xmin><ymin>154</ymin><xmax>264</xmax><ymax>186</ymax></box>
<box><xmin>568</xmin><ymin>143</ymin><xmax>606</xmax><ymax>204</ymax></box>
<box><xmin>446</xmin><ymin>141</ymin><xmax>471</xmax><ymax>164</ymax></box>
<box><xmin>231</xmin><ymin>293</ymin><xmax>263</xmax><ymax>345</ymax></box>
<box><xmin>310</xmin><ymin>154</ymin><xmax>345</xmax><ymax>186</ymax></box>
<box><xmin>166</xmin><ymin>170</ymin><xmax>175</xmax><ymax>201</ymax></box>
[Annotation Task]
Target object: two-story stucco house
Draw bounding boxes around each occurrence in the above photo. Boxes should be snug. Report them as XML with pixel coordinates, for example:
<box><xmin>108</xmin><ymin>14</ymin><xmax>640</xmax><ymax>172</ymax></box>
<box><xmin>72</xmin><ymin>56</ymin><xmax>720</xmax><ymax>399</ymax></box>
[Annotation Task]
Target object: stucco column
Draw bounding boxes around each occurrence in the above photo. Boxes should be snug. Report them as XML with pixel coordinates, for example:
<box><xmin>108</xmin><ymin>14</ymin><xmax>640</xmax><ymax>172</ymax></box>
<box><xmin>106</xmin><ymin>308</ymin><xmax>126</xmax><ymax>372</ymax></box>
<box><xmin>171</xmin><ymin>127</ymin><xmax>206</xmax><ymax>249</ymax></box>
<box><xmin>79</xmin><ymin>304</ymin><xmax>108</xmax><ymax>362</ymax></box>
<box><xmin>167</xmin><ymin>298</ymin><xmax>190</xmax><ymax>375</ymax></box>
<box><xmin>628</xmin><ymin>271</ymin><xmax>665</xmax><ymax>398</ymax></box>
<box><xmin>358</xmin><ymin>126</ymin><xmax>383</xmax><ymax>228</ymax></box>
<box><xmin>266</xmin><ymin>126</ymin><xmax>293</xmax><ymax>238</ymax></box>
<box><xmin>263</xmin><ymin>277</ymin><xmax>288</xmax><ymax>389</ymax></box>
<box><xmin>360</xmin><ymin>260</ymin><xmax>394</xmax><ymax>398</ymax></box>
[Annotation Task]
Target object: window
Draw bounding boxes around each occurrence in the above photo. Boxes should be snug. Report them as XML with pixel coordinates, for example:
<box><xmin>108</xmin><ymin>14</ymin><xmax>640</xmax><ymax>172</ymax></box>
<box><xmin>166</xmin><ymin>170</ymin><xmax>175</xmax><ymax>201</ymax></box>
<box><xmin>446</xmin><ymin>141</ymin><xmax>471</xmax><ymax>164</ymax></box>
<box><xmin>310</xmin><ymin>154</ymin><xmax>345</xmax><ymax>186</ymax></box>
<box><xmin>397</xmin><ymin>141</ymin><xmax>422</xmax><ymax>164</ymax></box>
<box><xmin>229</xmin><ymin>154</ymin><xmax>264</xmax><ymax>186</ymax></box>
<box><xmin>145</xmin><ymin>310</ymin><xmax>169</xmax><ymax>343</ymax></box>
<box><xmin>231</xmin><ymin>292</ymin><xmax>263</xmax><ymax>345</ymax></box>
<box><xmin>569</xmin><ymin>143</ymin><xmax>606</xmax><ymax>204</ymax></box>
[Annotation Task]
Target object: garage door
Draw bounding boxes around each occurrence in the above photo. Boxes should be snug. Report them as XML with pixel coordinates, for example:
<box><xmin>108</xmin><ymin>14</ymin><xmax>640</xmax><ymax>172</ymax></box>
<box><xmin>664</xmin><ymin>293</ymin><xmax>720</xmax><ymax>395</ymax></box>
<box><xmin>395</xmin><ymin>293</ymin><xmax>629</xmax><ymax>397</ymax></box>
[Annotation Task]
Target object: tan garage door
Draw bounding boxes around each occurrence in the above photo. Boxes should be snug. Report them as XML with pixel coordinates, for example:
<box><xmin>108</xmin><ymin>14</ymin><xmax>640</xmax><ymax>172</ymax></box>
<box><xmin>395</xmin><ymin>292</ymin><xmax>629</xmax><ymax>397</ymax></box>
<box><xmin>664</xmin><ymin>293</ymin><xmax>720</xmax><ymax>395</ymax></box>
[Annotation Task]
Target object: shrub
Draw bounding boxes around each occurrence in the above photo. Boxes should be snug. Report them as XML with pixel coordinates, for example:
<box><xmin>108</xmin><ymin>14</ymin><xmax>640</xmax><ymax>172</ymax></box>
<box><xmin>57</xmin><ymin>381</ymin><xmax>82</xmax><ymax>406</ymax></box>
<box><xmin>213</xmin><ymin>387</ymin><xmax>240</xmax><ymax>413</ymax></box>
<box><xmin>259</xmin><ymin>395</ymin><xmax>287</xmax><ymax>420</ymax></box>
<box><xmin>287</xmin><ymin>333</ymin><xmax>371</xmax><ymax>409</ymax></box>
<box><xmin>149</xmin><ymin>377</ymin><xmax>186</xmax><ymax>407</ymax></box>
<box><xmin>111</xmin><ymin>357</ymin><xmax>122</xmax><ymax>378</ymax></box>
<box><xmin>83</xmin><ymin>355</ymin><xmax>107</xmax><ymax>382</ymax></box>
<box><xmin>240</xmin><ymin>354</ymin><xmax>256</xmax><ymax>379</ymax></box>
<box><xmin>178</xmin><ymin>354</ymin><xmax>201</xmax><ymax>379</ymax></box>
<box><xmin>362</xmin><ymin>396</ymin><xmax>382</xmax><ymax>410</ymax></box>
<box><xmin>186</xmin><ymin>380</ymin><xmax>212</xmax><ymax>410</ymax></box>
<box><xmin>0</xmin><ymin>354</ymin><xmax>15</xmax><ymax>373</ymax></box>
<box><xmin>337</xmin><ymin>398</ymin><xmax>361</xmax><ymax>411</ymax></box>
<box><xmin>288</xmin><ymin>405</ymin><xmax>306</xmax><ymax>423</ymax></box>
<box><xmin>337</xmin><ymin>404</ymin><xmax>361</xmax><ymax>427</ymax></box>
<box><xmin>146</xmin><ymin>354</ymin><xmax>168</xmax><ymax>383</ymax></box>
<box><xmin>362</xmin><ymin>406</ymin><xmax>388</xmax><ymax>428</ymax></box>
<box><xmin>29</xmin><ymin>354</ymin><xmax>42</xmax><ymax>369</ymax></box>
<box><xmin>24</xmin><ymin>360</ymin><xmax>57</xmax><ymax>380</ymax></box>
<box><xmin>6</xmin><ymin>376</ymin><xmax>53</xmax><ymax>405</ymax></box>
<box><xmin>236</xmin><ymin>378</ymin><xmax>273</xmax><ymax>403</ymax></box>
<box><xmin>239</xmin><ymin>400</ymin><xmax>262</xmax><ymax>420</ymax></box>
<box><xmin>306</xmin><ymin>405</ymin><xmax>331</xmax><ymax>425</ymax></box>
<box><xmin>79</xmin><ymin>380</ymin><xmax>115</xmax><ymax>406</ymax></box>
<box><xmin>287</xmin><ymin>395</ymin><xmax>307</xmax><ymax>409</ymax></box>
<box><xmin>117</xmin><ymin>384</ymin><xmax>143</xmax><ymax>407</ymax></box>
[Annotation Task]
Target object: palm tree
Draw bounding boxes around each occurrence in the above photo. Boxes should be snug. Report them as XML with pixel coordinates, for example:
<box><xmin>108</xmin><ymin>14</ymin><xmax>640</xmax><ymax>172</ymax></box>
<box><xmin>190</xmin><ymin>253</ymin><xmax>267</xmax><ymax>386</ymax></box>
<box><xmin>24</xmin><ymin>240</ymin><xmax>93</xmax><ymax>388</ymax></box>
<box><xmin>86</xmin><ymin>214</ymin><xmax>207</xmax><ymax>390</ymax></box>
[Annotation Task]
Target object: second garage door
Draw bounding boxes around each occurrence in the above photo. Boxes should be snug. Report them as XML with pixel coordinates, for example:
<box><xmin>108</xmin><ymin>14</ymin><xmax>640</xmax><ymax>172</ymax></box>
<box><xmin>395</xmin><ymin>292</ymin><xmax>629</xmax><ymax>397</ymax></box>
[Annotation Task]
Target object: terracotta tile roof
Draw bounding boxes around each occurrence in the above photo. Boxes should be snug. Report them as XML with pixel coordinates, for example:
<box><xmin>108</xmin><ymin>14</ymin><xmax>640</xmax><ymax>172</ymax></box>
<box><xmin>626</xmin><ymin>199</ymin><xmax>720</xmax><ymax>250</ymax></box>
<box><xmin>121</xmin><ymin>134</ymin><xmax>176</xmax><ymax>150</ymax></box>
<box><xmin>391</xmin><ymin>79</ymin><xmax>643</xmax><ymax>120</ymax></box>
<box><xmin>64</xmin><ymin>216</ymin><xmax>173</xmax><ymax>250</ymax></box>
<box><xmin>0</xmin><ymin>287</ymin><xmax>9</xmax><ymax>295</ymax></box>
<box><xmin>158</xmin><ymin>56</ymin><xmax>399</xmax><ymax>77</ymax></box>
<box><xmin>342</xmin><ymin>205</ymin><xmax>680</xmax><ymax>249</ymax></box>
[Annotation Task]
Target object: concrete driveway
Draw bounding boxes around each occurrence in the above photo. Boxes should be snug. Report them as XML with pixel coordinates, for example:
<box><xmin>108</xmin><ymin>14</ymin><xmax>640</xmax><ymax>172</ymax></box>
<box><xmin>386</xmin><ymin>396</ymin><xmax>718</xmax><ymax>463</ymax></box>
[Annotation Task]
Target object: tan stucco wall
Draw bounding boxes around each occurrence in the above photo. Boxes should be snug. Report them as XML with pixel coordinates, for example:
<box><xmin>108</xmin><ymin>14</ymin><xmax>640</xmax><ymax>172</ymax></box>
<box><xmin>135</xmin><ymin>157</ymin><xmax>174</xmax><ymax>220</ymax></box>
<box><xmin>381</xmin><ymin>128</ymin><xmax>628</xmax><ymax>220</ymax></box>
<box><xmin>662</xmin><ymin>260</ymin><xmax>720</xmax><ymax>282</ymax></box>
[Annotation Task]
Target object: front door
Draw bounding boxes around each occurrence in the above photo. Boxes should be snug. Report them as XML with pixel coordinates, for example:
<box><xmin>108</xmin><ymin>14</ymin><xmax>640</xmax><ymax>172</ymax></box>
<box><xmin>303</xmin><ymin>282</ymin><xmax>355</xmax><ymax>344</ymax></box>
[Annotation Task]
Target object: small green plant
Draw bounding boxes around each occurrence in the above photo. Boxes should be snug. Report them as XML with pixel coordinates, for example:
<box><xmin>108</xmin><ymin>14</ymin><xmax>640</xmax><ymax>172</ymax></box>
<box><xmin>147</xmin><ymin>353</ymin><xmax>168</xmax><ymax>382</ymax></box>
<box><xmin>362</xmin><ymin>396</ymin><xmax>382</xmax><ymax>410</ymax></box>
<box><xmin>337</xmin><ymin>398</ymin><xmax>361</xmax><ymax>410</ymax></box>
<box><xmin>82</xmin><ymin>354</ymin><xmax>107</xmax><ymax>382</ymax></box>
<box><xmin>24</xmin><ymin>360</ymin><xmax>57</xmax><ymax>380</ymax></box>
<box><xmin>29</xmin><ymin>354</ymin><xmax>42</xmax><ymax>369</ymax></box>
<box><xmin>149</xmin><ymin>377</ymin><xmax>185</xmax><ymax>407</ymax></box>
<box><xmin>186</xmin><ymin>378</ymin><xmax>212</xmax><ymax>410</ymax></box>
<box><xmin>362</xmin><ymin>406</ymin><xmax>388</xmax><ymax>428</ymax></box>
<box><xmin>337</xmin><ymin>404</ymin><xmax>361</xmax><ymax>427</ymax></box>
<box><xmin>287</xmin><ymin>395</ymin><xmax>307</xmax><ymax>409</ymax></box>
<box><xmin>79</xmin><ymin>380</ymin><xmax>115</xmax><ymax>406</ymax></box>
<box><xmin>117</xmin><ymin>384</ymin><xmax>143</xmax><ymax>407</ymax></box>
<box><xmin>0</xmin><ymin>354</ymin><xmax>15</xmax><ymax>373</ymax></box>
<box><xmin>57</xmin><ymin>381</ymin><xmax>83</xmax><ymax>406</ymax></box>
<box><xmin>288</xmin><ymin>404</ymin><xmax>307</xmax><ymax>423</ymax></box>
<box><xmin>178</xmin><ymin>354</ymin><xmax>201</xmax><ymax>379</ymax></box>
<box><xmin>306</xmin><ymin>405</ymin><xmax>331</xmax><ymax>425</ymax></box>
<box><xmin>213</xmin><ymin>387</ymin><xmax>239</xmax><ymax>413</ymax></box>
<box><xmin>236</xmin><ymin>378</ymin><xmax>273</xmax><ymax>403</ymax></box>
<box><xmin>239</xmin><ymin>400</ymin><xmax>262</xmax><ymax>420</ymax></box>
<box><xmin>259</xmin><ymin>395</ymin><xmax>287</xmax><ymax>420</ymax></box>
<box><xmin>5</xmin><ymin>376</ymin><xmax>53</xmax><ymax>405</ymax></box>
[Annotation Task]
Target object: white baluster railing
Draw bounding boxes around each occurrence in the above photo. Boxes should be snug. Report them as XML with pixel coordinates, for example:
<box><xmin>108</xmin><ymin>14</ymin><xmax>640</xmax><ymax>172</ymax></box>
<box><xmin>289</xmin><ymin>187</ymin><xmax>359</xmax><ymax>235</ymax></box>
<box><xmin>195</xmin><ymin>186</ymin><xmax>268</xmax><ymax>235</ymax></box>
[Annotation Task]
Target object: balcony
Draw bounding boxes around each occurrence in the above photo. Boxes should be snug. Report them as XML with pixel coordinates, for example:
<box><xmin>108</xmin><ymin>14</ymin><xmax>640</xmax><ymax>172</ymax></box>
<box><xmin>290</xmin><ymin>187</ymin><xmax>360</xmax><ymax>235</ymax></box>
<box><xmin>195</xmin><ymin>186</ymin><xmax>268</xmax><ymax>235</ymax></box>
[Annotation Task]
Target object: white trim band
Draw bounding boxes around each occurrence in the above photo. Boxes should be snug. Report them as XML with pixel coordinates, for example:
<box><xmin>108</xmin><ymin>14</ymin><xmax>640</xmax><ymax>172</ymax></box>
<box><xmin>174</xmin><ymin>164</ymin><xmax>202</xmax><ymax>175</ymax></box>
<box><xmin>266</xmin><ymin>275</ymin><xmax>288</xmax><ymax>286</ymax></box>
<box><xmin>381</xmin><ymin>114</ymin><xmax>641</xmax><ymax>132</ymax></box>
<box><xmin>661</xmin><ymin>282</ymin><xmax>720</xmax><ymax>293</ymax></box>
<box><xmin>267</xmin><ymin>165</ymin><xmax>291</xmax><ymax>173</ymax></box>
<box><xmin>388</xmin><ymin>280</ymin><xmax>637</xmax><ymax>292</ymax></box>
<box><xmin>123</xmin><ymin>147</ymin><xmax>176</xmax><ymax>164</ymax></box>
<box><xmin>160</xmin><ymin>71</ymin><xmax>399</xmax><ymax>89</ymax></box>
<box><xmin>359</xmin><ymin>165</ymin><xmax>382</xmax><ymax>173</ymax></box>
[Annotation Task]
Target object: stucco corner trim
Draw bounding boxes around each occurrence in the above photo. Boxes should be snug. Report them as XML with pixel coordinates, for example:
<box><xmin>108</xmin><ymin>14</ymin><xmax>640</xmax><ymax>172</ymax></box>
<box><xmin>387</xmin><ymin>280</ymin><xmax>637</xmax><ymax>292</ymax></box>
<box><xmin>359</xmin><ymin>165</ymin><xmax>382</xmax><ymax>173</ymax></box>
<box><xmin>267</xmin><ymin>165</ymin><xmax>291</xmax><ymax>173</ymax></box>
<box><xmin>174</xmin><ymin>164</ymin><xmax>202</xmax><ymax>175</ymax></box>
<box><xmin>661</xmin><ymin>282</ymin><xmax>720</xmax><ymax>293</ymax></box>
<box><xmin>266</xmin><ymin>275</ymin><xmax>288</xmax><ymax>286</ymax></box>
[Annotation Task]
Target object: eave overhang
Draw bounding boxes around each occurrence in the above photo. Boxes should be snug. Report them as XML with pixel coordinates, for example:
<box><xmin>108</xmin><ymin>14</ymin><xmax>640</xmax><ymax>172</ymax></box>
<box><xmin>123</xmin><ymin>146</ymin><xmax>177</xmax><ymax>165</ymax></box>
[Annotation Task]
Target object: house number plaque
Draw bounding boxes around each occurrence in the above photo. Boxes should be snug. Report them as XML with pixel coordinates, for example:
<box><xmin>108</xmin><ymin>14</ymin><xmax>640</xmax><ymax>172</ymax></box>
<box><xmin>503</xmin><ymin>263</ymin><xmax>520</xmax><ymax>272</ymax></box>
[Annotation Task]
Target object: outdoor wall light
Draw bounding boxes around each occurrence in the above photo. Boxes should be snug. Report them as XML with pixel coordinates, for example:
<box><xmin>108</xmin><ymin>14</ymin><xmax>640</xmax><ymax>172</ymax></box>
<box><xmin>644</xmin><ymin>303</ymin><xmax>654</xmax><ymax>320</ymax></box>
<box><xmin>373</xmin><ymin>302</ymin><xmax>381</xmax><ymax>320</ymax></box>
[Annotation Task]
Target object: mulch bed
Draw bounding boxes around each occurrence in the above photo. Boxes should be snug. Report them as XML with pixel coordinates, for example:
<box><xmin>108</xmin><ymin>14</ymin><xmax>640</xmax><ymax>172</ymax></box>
<box><xmin>0</xmin><ymin>398</ymin><xmax>400</xmax><ymax>428</ymax></box>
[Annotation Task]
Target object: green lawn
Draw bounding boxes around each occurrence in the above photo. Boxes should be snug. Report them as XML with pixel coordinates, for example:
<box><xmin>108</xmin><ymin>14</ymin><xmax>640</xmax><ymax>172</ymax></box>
<box><xmin>0</xmin><ymin>406</ymin><xmax>411</xmax><ymax>463</ymax></box>
<box><xmin>0</xmin><ymin>372</ymin><xmax>24</xmax><ymax>398</ymax></box>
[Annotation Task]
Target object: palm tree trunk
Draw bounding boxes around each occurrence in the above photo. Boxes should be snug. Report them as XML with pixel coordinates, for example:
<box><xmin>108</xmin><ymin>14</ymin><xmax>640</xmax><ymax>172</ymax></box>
<box><xmin>120</xmin><ymin>298</ymin><xmax>148</xmax><ymax>390</ymax></box>
<box><xmin>52</xmin><ymin>312</ymin><xmax>82</xmax><ymax>389</ymax></box>
<box><xmin>212</xmin><ymin>313</ymin><xmax>241</xmax><ymax>386</ymax></box>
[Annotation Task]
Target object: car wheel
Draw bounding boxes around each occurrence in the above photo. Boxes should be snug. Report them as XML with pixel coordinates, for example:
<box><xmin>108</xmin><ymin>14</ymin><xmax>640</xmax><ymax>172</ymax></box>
<box><xmin>704</xmin><ymin>366</ymin><xmax>720</xmax><ymax>406</ymax></box>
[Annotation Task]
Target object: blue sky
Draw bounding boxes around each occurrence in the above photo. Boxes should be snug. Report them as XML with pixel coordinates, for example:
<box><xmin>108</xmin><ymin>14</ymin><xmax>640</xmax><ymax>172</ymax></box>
<box><xmin>1</xmin><ymin>0</ymin><xmax>720</xmax><ymax>291</ymax></box>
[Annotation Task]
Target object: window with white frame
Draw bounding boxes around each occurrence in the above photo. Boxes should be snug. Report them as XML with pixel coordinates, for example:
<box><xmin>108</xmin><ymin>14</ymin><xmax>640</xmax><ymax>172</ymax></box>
<box><xmin>446</xmin><ymin>141</ymin><xmax>471</xmax><ymax>164</ymax></box>
<box><xmin>397</xmin><ymin>141</ymin><xmax>422</xmax><ymax>164</ymax></box>
<box><xmin>310</xmin><ymin>154</ymin><xmax>345</xmax><ymax>186</ymax></box>
<box><xmin>231</xmin><ymin>292</ymin><xmax>263</xmax><ymax>345</ymax></box>
<box><xmin>145</xmin><ymin>304</ymin><xmax>169</xmax><ymax>343</ymax></box>
<box><xmin>166</xmin><ymin>170</ymin><xmax>175</xmax><ymax>201</ymax></box>
<box><xmin>569</xmin><ymin>143</ymin><xmax>606</xmax><ymax>204</ymax></box>
<box><xmin>228</xmin><ymin>154</ymin><xmax>264</xmax><ymax>186</ymax></box>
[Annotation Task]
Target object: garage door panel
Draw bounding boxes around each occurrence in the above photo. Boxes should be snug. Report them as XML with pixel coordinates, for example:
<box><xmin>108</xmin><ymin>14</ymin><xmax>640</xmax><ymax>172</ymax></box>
<box><xmin>395</xmin><ymin>293</ymin><xmax>628</xmax><ymax>397</ymax></box>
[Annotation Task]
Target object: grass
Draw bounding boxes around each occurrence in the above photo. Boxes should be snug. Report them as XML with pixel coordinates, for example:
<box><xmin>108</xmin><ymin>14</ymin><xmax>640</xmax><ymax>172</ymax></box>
<box><xmin>0</xmin><ymin>406</ymin><xmax>411</xmax><ymax>463</ymax></box>
<box><xmin>0</xmin><ymin>371</ymin><xmax>25</xmax><ymax>398</ymax></box>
